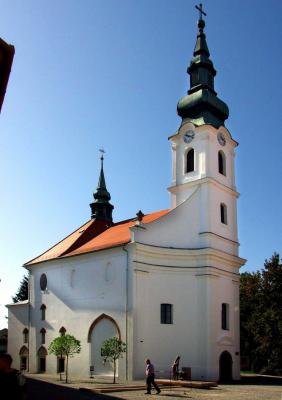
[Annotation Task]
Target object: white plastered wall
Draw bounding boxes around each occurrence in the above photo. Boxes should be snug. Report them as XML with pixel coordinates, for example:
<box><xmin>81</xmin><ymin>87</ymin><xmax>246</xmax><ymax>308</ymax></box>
<box><xmin>7</xmin><ymin>302</ymin><xmax>29</xmax><ymax>370</ymax></box>
<box><xmin>130</xmin><ymin>243</ymin><xmax>241</xmax><ymax>381</ymax></box>
<box><xmin>25</xmin><ymin>248</ymin><xmax>128</xmax><ymax>379</ymax></box>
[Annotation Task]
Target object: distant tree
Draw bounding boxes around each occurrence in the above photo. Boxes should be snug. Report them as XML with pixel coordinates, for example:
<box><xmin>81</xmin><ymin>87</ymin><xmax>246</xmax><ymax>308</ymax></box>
<box><xmin>101</xmin><ymin>337</ymin><xmax>126</xmax><ymax>383</ymax></box>
<box><xmin>240</xmin><ymin>253</ymin><xmax>282</xmax><ymax>374</ymax></box>
<box><xmin>48</xmin><ymin>334</ymin><xmax>81</xmax><ymax>383</ymax></box>
<box><xmin>12</xmin><ymin>275</ymin><xmax>29</xmax><ymax>303</ymax></box>
<box><xmin>240</xmin><ymin>270</ymin><xmax>262</xmax><ymax>370</ymax></box>
<box><xmin>257</xmin><ymin>253</ymin><xmax>282</xmax><ymax>373</ymax></box>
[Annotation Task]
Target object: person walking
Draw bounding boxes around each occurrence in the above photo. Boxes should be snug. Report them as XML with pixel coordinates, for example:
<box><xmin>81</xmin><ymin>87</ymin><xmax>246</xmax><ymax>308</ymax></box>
<box><xmin>145</xmin><ymin>358</ymin><xmax>161</xmax><ymax>395</ymax></box>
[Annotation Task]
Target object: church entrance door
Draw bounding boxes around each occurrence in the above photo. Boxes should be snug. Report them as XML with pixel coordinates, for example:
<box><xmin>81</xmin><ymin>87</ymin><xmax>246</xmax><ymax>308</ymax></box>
<box><xmin>19</xmin><ymin>346</ymin><xmax>28</xmax><ymax>371</ymax></box>
<box><xmin>37</xmin><ymin>346</ymin><xmax>47</xmax><ymax>373</ymax></box>
<box><xmin>219</xmin><ymin>351</ymin><xmax>233</xmax><ymax>381</ymax></box>
<box><xmin>90</xmin><ymin>317</ymin><xmax>119</xmax><ymax>376</ymax></box>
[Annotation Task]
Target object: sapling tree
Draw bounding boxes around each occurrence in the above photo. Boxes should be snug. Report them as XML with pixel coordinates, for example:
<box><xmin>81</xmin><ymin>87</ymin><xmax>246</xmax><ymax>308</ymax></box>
<box><xmin>101</xmin><ymin>337</ymin><xmax>126</xmax><ymax>383</ymax></box>
<box><xmin>48</xmin><ymin>334</ymin><xmax>81</xmax><ymax>383</ymax></box>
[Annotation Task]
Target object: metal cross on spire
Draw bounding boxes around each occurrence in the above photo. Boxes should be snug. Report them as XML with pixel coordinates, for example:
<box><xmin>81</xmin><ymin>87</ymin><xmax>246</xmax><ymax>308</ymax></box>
<box><xmin>195</xmin><ymin>3</ymin><xmax>207</xmax><ymax>20</ymax></box>
<box><xmin>99</xmin><ymin>148</ymin><xmax>105</xmax><ymax>162</ymax></box>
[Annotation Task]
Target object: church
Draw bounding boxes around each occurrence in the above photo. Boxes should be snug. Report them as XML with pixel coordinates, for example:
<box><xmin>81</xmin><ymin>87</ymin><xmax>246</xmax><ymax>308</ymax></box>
<box><xmin>7</xmin><ymin>7</ymin><xmax>245</xmax><ymax>382</ymax></box>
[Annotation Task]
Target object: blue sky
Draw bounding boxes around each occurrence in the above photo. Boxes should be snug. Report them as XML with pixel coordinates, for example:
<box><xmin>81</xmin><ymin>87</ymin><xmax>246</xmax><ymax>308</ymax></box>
<box><xmin>1</xmin><ymin>0</ymin><xmax>282</xmax><ymax>328</ymax></box>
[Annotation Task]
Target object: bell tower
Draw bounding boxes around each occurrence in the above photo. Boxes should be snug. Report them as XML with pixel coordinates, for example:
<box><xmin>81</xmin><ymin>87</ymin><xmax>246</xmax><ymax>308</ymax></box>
<box><xmin>168</xmin><ymin>5</ymin><xmax>239</xmax><ymax>252</ymax></box>
<box><xmin>90</xmin><ymin>152</ymin><xmax>114</xmax><ymax>223</ymax></box>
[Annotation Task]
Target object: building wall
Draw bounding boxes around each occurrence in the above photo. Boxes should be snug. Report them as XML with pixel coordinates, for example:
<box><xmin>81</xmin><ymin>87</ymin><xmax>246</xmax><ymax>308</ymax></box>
<box><xmin>167</xmin><ymin>123</ymin><xmax>239</xmax><ymax>254</ymax></box>
<box><xmin>169</xmin><ymin>124</ymin><xmax>237</xmax><ymax>205</ymax></box>
<box><xmin>207</xmin><ymin>274</ymin><xmax>240</xmax><ymax>381</ymax></box>
<box><xmin>132</xmin><ymin>186</ymin><xmax>239</xmax><ymax>258</ymax></box>
<box><xmin>8</xmin><ymin>242</ymin><xmax>242</xmax><ymax>381</ymax></box>
<box><xmin>131</xmin><ymin>243</ymin><xmax>241</xmax><ymax>381</ymax></box>
<box><xmin>26</xmin><ymin>247</ymin><xmax>128</xmax><ymax>378</ymax></box>
<box><xmin>133</xmin><ymin>265</ymin><xmax>204</xmax><ymax>379</ymax></box>
<box><xmin>7</xmin><ymin>302</ymin><xmax>29</xmax><ymax>369</ymax></box>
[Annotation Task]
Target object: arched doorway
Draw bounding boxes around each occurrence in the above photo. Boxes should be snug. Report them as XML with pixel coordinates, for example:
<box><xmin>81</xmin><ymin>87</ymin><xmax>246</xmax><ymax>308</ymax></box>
<box><xmin>88</xmin><ymin>314</ymin><xmax>120</xmax><ymax>377</ymax></box>
<box><xmin>219</xmin><ymin>351</ymin><xmax>233</xmax><ymax>381</ymax></box>
<box><xmin>19</xmin><ymin>346</ymin><xmax>28</xmax><ymax>371</ymax></box>
<box><xmin>37</xmin><ymin>346</ymin><xmax>47</xmax><ymax>373</ymax></box>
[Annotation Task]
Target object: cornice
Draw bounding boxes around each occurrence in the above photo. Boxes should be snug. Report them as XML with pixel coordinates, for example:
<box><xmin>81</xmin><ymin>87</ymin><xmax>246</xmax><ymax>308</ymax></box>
<box><xmin>168</xmin><ymin>124</ymin><xmax>238</xmax><ymax>147</ymax></box>
<box><xmin>133</xmin><ymin>261</ymin><xmax>240</xmax><ymax>279</ymax></box>
<box><xmin>199</xmin><ymin>231</ymin><xmax>239</xmax><ymax>246</ymax></box>
<box><xmin>134</xmin><ymin>242</ymin><xmax>246</xmax><ymax>271</ymax></box>
<box><xmin>168</xmin><ymin>176</ymin><xmax>239</xmax><ymax>198</ymax></box>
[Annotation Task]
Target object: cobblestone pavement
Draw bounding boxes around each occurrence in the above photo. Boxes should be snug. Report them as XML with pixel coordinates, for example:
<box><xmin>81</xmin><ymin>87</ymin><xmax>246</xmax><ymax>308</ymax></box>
<box><xmin>26</xmin><ymin>374</ymin><xmax>282</xmax><ymax>400</ymax></box>
<box><xmin>112</xmin><ymin>385</ymin><xmax>282</xmax><ymax>400</ymax></box>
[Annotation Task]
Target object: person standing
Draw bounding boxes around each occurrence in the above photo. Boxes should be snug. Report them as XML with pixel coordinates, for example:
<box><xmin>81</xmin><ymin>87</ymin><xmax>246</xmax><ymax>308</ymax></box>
<box><xmin>171</xmin><ymin>355</ymin><xmax>180</xmax><ymax>380</ymax></box>
<box><xmin>0</xmin><ymin>353</ymin><xmax>26</xmax><ymax>399</ymax></box>
<box><xmin>145</xmin><ymin>359</ymin><xmax>161</xmax><ymax>395</ymax></box>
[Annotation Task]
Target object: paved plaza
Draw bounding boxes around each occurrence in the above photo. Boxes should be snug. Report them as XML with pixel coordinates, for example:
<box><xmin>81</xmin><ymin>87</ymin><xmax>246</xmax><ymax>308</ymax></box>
<box><xmin>26</xmin><ymin>374</ymin><xmax>282</xmax><ymax>400</ymax></box>
<box><xmin>112</xmin><ymin>385</ymin><xmax>282</xmax><ymax>400</ymax></box>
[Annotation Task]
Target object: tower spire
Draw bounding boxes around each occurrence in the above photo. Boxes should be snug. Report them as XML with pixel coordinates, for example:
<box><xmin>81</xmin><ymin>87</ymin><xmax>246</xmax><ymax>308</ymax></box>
<box><xmin>177</xmin><ymin>4</ymin><xmax>229</xmax><ymax>128</ymax></box>
<box><xmin>90</xmin><ymin>150</ymin><xmax>114</xmax><ymax>223</ymax></box>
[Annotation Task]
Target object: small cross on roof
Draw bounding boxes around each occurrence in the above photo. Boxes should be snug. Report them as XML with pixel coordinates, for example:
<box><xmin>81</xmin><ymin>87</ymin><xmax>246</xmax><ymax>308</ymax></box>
<box><xmin>195</xmin><ymin>3</ymin><xmax>207</xmax><ymax>20</ymax></box>
<box><xmin>99</xmin><ymin>148</ymin><xmax>105</xmax><ymax>160</ymax></box>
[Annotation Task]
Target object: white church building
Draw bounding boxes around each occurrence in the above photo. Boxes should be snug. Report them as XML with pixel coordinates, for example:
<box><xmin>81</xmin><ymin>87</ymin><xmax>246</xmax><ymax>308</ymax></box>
<box><xmin>7</xmin><ymin>10</ymin><xmax>245</xmax><ymax>382</ymax></box>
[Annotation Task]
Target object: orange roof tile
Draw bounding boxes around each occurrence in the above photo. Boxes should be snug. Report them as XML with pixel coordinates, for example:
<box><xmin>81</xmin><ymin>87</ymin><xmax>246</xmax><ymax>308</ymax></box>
<box><xmin>25</xmin><ymin>220</ymin><xmax>94</xmax><ymax>265</ymax></box>
<box><xmin>25</xmin><ymin>209</ymin><xmax>169</xmax><ymax>266</ymax></box>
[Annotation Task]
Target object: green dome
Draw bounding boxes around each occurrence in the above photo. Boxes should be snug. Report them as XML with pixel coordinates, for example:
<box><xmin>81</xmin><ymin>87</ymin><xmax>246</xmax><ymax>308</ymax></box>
<box><xmin>177</xmin><ymin>17</ymin><xmax>229</xmax><ymax>128</ymax></box>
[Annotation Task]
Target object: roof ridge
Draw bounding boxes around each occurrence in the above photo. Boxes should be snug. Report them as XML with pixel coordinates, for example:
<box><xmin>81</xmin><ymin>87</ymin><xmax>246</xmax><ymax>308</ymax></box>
<box><xmin>25</xmin><ymin>208</ymin><xmax>170</xmax><ymax>266</ymax></box>
<box><xmin>113</xmin><ymin>209</ymin><xmax>169</xmax><ymax>226</ymax></box>
<box><xmin>60</xmin><ymin>219</ymin><xmax>110</xmax><ymax>257</ymax></box>
<box><xmin>24</xmin><ymin>219</ymin><xmax>93</xmax><ymax>266</ymax></box>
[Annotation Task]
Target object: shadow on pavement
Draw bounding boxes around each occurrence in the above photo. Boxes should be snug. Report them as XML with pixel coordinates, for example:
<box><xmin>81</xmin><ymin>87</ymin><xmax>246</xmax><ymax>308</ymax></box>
<box><xmin>27</xmin><ymin>377</ymin><xmax>120</xmax><ymax>400</ymax></box>
<box><xmin>234</xmin><ymin>375</ymin><xmax>282</xmax><ymax>386</ymax></box>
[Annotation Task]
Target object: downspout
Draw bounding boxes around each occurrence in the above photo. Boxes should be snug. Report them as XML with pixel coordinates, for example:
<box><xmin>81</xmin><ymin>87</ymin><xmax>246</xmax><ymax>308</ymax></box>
<box><xmin>27</xmin><ymin>270</ymin><xmax>31</xmax><ymax>372</ymax></box>
<box><xmin>122</xmin><ymin>246</ymin><xmax>129</xmax><ymax>381</ymax></box>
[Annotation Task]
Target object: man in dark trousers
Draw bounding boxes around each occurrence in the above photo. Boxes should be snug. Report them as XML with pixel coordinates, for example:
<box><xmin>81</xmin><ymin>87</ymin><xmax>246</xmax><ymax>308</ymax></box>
<box><xmin>145</xmin><ymin>358</ymin><xmax>161</xmax><ymax>395</ymax></box>
<box><xmin>0</xmin><ymin>353</ymin><xmax>26</xmax><ymax>399</ymax></box>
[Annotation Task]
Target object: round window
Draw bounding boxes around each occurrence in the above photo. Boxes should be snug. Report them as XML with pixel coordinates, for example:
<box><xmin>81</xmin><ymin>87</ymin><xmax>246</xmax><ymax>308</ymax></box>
<box><xmin>40</xmin><ymin>273</ymin><xmax>47</xmax><ymax>291</ymax></box>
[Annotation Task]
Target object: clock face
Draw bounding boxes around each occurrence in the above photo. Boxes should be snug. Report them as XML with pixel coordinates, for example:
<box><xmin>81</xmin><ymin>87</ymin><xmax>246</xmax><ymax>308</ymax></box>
<box><xmin>183</xmin><ymin>130</ymin><xmax>195</xmax><ymax>144</ymax></box>
<box><xmin>217</xmin><ymin>132</ymin><xmax>226</xmax><ymax>146</ymax></box>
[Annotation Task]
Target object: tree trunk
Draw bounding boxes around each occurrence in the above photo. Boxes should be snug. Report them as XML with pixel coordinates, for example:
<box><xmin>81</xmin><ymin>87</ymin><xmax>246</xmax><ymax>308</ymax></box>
<box><xmin>113</xmin><ymin>359</ymin><xmax>116</xmax><ymax>384</ymax></box>
<box><xmin>66</xmin><ymin>355</ymin><xmax>69</xmax><ymax>384</ymax></box>
<box><xmin>59</xmin><ymin>354</ymin><xmax>63</xmax><ymax>381</ymax></box>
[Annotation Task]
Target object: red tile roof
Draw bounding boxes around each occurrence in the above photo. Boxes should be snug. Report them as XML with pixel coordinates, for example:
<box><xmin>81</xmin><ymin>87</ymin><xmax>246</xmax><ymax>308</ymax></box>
<box><xmin>25</xmin><ymin>209</ymin><xmax>169</xmax><ymax>266</ymax></box>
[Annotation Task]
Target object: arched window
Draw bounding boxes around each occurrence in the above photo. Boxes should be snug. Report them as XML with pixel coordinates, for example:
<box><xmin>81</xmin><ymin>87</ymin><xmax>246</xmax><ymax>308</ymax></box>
<box><xmin>37</xmin><ymin>346</ymin><xmax>47</xmax><ymax>372</ymax></box>
<box><xmin>40</xmin><ymin>304</ymin><xmax>46</xmax><ymax>321</ymax></box>
<box><xmin>186</xmin><ymin>148</ymin><xmax>194</xmax><ymax>173</ymax></box>
<box><xmin>220</xmin><ymin>203</ymin><xmax>227</xmax><ymax>225</ymax></box>
<box><xmin>40</xmin><ymin>328</ymin><xmax>46</xmax><ymax>345</ymax></box>
<box><xmin>59</xmin><ymin>327</ymin><xmax>66</xmax><ymax>336</ymax></box>
<box><xmin>23</xmin><ymin>328</ymin><xmax>29</xmax><ymax>344</ymax></box>
<box><xmin>218</xmin><ymin>151</ymin><xmax>226</xmax><ymax>176</ymax></box>
<box><xmin>19</xmin><ymin>346</ymin><xmax>28</xmax><ymax>371</ymax></box>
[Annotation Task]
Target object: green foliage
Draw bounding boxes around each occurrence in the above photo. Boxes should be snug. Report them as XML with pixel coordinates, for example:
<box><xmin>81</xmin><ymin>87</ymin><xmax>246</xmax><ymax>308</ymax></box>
<box><xmin>12</xmin><ymin>275</ymin><xmax>29</xmax><ymax>303</ymax></box>
<box><xmin>101</xmin><ymin>337</ymin><xmax>126</xmax><ymax>361</ymax></box>
<box><xmin>48</xmin><ymin>334</ymin><xmax>81</xmax><ymax>357</ymax></box>
<box><xmin>101</xmin><ymin>337</ymin><xmax>126</xmax><ymax>383</ymax></box>
<box><xmin>48</xmin><ymin>334</ymin><xmax>81</xmax><ymax>383</ymax></box>
<box><xmin>240</xmin><ymin>253</ymin><xmax>282</xmax><ymax>375</ymax></box>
